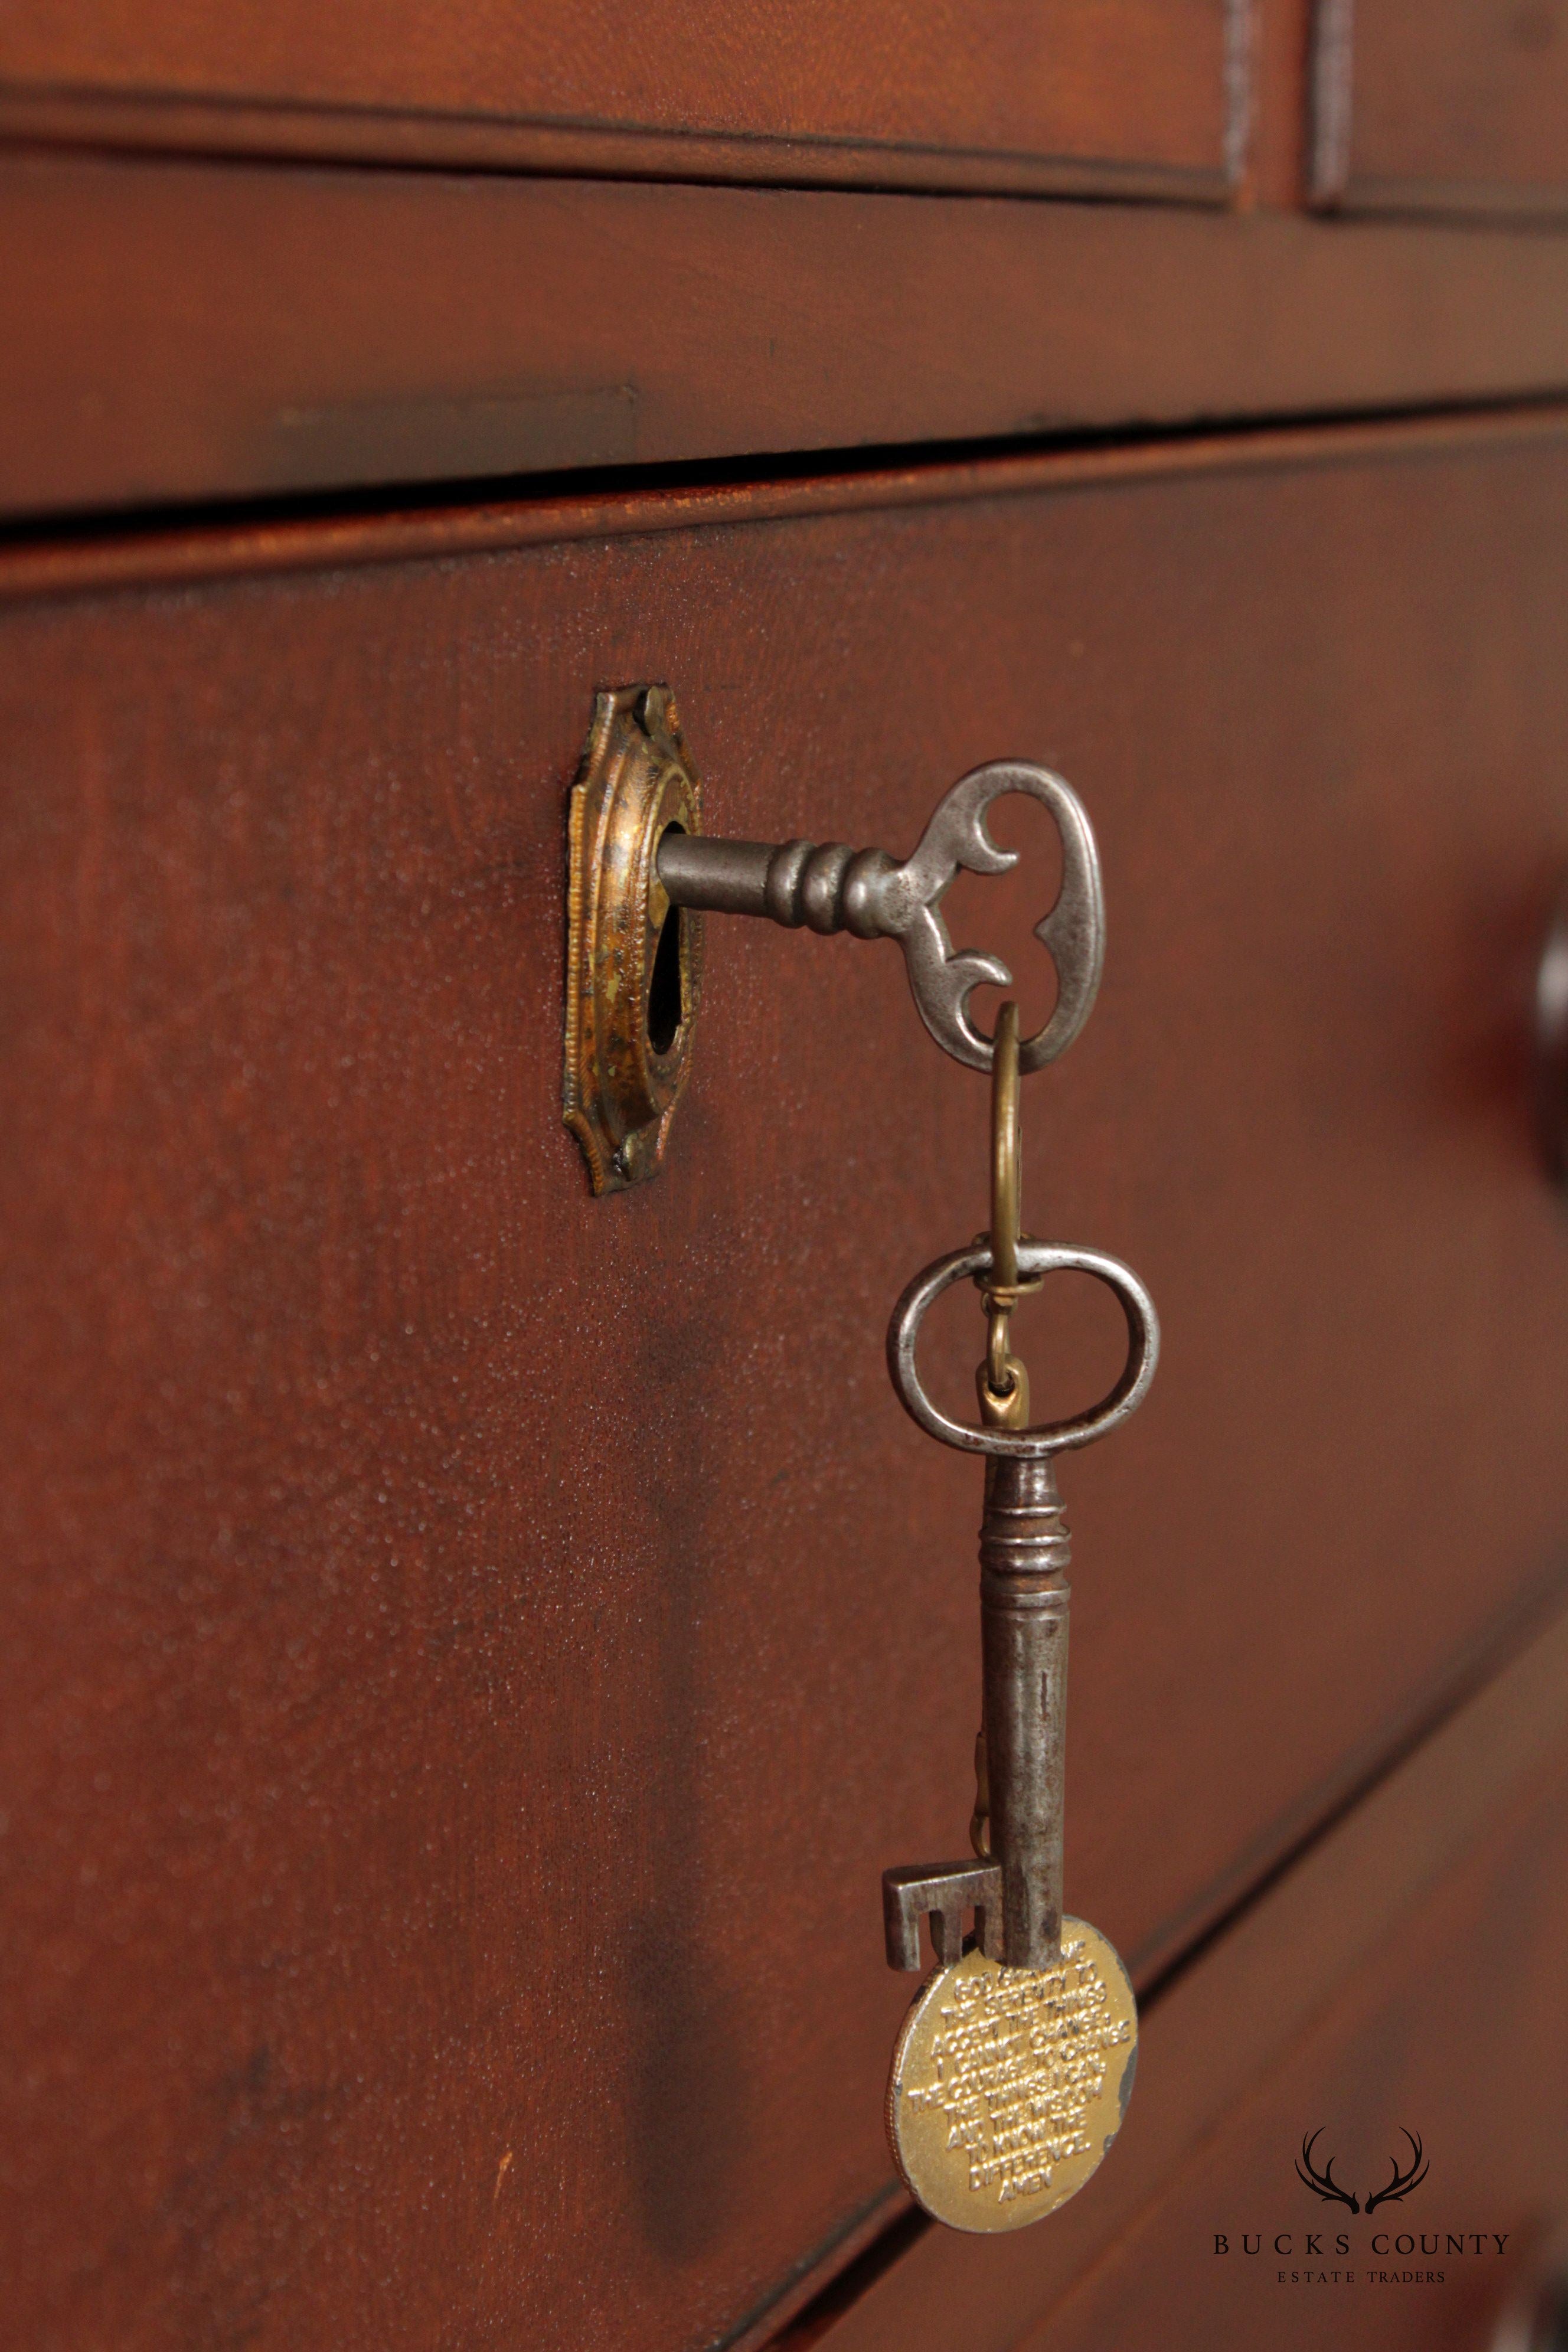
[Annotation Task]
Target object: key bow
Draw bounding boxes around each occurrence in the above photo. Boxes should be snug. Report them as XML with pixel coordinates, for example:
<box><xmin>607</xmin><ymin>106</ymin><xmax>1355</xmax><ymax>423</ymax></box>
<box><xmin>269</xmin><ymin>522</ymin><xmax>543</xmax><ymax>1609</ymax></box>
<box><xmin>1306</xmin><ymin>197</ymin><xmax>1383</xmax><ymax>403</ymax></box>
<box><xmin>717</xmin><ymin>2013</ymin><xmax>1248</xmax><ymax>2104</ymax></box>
<box><xmin>865</xmin><ymin>760</ymin><xmax>1105</xmax><ymax>1072</ymax></box>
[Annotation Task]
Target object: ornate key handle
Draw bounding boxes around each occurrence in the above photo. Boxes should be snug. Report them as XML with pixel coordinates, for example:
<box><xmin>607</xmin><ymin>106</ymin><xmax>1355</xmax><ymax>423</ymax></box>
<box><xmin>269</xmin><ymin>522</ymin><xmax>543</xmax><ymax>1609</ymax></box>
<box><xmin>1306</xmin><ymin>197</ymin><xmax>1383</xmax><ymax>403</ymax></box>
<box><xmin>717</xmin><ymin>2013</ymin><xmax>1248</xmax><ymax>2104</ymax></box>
<box><xmin>562</xmin><ymin>686</ymin><xmax>1105</xmax><ymax>1190</ymax></box>
<box><xmin>657</xmin><ymin>757</ymin><xmax>1105</xmax><ymax>1074</ymax></box>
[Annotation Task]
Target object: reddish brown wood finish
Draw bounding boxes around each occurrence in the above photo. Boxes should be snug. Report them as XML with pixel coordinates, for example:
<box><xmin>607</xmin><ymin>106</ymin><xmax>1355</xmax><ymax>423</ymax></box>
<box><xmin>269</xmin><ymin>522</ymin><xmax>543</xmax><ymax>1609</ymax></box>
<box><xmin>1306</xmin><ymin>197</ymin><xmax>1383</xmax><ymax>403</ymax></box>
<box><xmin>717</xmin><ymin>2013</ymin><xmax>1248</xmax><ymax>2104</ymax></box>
<box><xmin>5</xmin><ymin>407</ymin><xmax>1567</xmax><ymax>612</ymax></box>
<box><xmin>1244</xmin><ymin>0</ymin><xmax>1316</xmax><ymax>209</ymax></box>
<box><xmin>1315</xmin><ymin>0</ymin><xmax>1568</xmax><ymax>218</ymax></box>
<box><xmin>12</xmin><ymin>153</ymin><xmax>1568</xmax><ymax>523</ymax></box>
<box><xmin>3</xmin><ymin>423</ymin><xmax>1568</xmax><ymax>2350</ymax></box>
<box><xmin>0</xmin><ymin>0</ymin><xmax>1231</xmax><ymax>198</ymax></box>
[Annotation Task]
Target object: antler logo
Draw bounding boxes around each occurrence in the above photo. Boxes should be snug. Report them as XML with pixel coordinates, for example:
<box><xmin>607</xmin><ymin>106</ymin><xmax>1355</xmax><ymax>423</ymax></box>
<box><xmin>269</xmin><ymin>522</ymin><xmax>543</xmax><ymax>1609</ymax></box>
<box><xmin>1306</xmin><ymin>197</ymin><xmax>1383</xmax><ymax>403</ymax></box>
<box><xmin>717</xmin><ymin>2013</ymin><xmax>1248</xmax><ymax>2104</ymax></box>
<box><xmin>1295</xmin><ymin>2128</ymin><xmax>1429</xmax><ymax>2213</ymax></box>
<box><xmin>1364</xmin><ymin>2131</ymin><xmax>1428</xmax><ymax>2213</ymax></box>
<box><xmin>1296</xmin><ymin>2130</ymin><xmax>1360</xmax><ymax>2211</ymax></box>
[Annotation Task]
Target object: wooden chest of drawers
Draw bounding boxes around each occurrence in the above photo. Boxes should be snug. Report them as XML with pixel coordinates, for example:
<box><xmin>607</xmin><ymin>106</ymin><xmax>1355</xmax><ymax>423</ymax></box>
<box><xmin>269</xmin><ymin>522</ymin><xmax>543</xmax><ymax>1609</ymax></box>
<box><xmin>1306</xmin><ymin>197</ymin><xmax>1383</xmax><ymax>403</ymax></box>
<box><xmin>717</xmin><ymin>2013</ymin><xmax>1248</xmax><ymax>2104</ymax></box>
<box><xmin>3</xmin><ymin>9</ymin><xmax>1567</xmax><ymax>2350</ymax></box>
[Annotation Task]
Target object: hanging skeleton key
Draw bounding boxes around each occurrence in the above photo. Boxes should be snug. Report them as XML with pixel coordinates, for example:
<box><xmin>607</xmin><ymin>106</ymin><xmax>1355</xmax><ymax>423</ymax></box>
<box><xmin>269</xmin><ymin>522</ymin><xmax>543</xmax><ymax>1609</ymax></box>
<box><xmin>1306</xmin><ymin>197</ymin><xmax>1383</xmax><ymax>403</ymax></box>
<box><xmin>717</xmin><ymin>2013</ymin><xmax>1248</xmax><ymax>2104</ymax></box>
<box><xmin>566</xmin><ymin>699</ymin><xmax>1159</xmax><ymax>2221</ymax></box>
<box><xmin>880</xmin><ymin>1001</ymin><xmax>1159</xmax><ymax>2233</ymax></box>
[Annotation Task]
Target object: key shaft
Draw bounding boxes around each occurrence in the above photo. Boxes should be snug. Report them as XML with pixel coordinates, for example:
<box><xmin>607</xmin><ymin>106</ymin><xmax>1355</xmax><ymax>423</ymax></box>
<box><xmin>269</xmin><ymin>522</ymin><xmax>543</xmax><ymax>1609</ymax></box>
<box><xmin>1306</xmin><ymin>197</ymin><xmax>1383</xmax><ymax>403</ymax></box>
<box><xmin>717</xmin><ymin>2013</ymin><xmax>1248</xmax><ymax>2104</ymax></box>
<box><xmin>980</xmin><ymin>1452</ymin><xmax>1070</xmax><ymax>1969</ymax></box>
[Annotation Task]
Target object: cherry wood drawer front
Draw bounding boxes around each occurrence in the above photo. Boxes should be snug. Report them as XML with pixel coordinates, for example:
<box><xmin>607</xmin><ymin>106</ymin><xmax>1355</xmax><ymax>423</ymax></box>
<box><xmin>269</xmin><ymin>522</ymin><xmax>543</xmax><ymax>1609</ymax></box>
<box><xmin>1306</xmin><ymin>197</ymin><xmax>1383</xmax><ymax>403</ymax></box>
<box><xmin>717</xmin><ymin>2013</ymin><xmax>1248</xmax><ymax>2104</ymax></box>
<box><xmin>12</xmin><ymin>155</ymin><xmax>1568</xmax><ymax>524</ymax></box>
<box><xmin>4</xmin><ymin>422</ymin><xmax>1568</xmax><ymax>2351</ymax></box>
<box><xmin>0</xmin><ymin>0</ymin><xmax>1231</xmax><ymax>198</ymax></box>
<box><xmin>1317</xmin><ymin>0</ymin><xmax>1568</xmax><ymax>218</ymax></box>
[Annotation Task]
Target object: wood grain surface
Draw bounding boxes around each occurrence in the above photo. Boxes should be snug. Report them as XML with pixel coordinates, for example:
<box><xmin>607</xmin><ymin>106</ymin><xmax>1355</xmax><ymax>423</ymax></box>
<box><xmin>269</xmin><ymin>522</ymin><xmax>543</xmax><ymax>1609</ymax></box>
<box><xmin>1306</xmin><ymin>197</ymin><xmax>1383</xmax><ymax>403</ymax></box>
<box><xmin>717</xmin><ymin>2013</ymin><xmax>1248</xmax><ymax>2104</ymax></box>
<box><xmin>1315</xmin><ymin>0</ymin><xmax>1568</xmax><ymax>218</ymax></box>
<box><xmin>0</xmin><ymin>0</ymin><xmax>1230</xmax><ymax>200</ymax></box>
<box><xmin>12</xmin><ymin>153</ymin><xmax>1568</xmax><ymax>522</ymax></box>
<box><xmin>4</xmin><ymin>422</ymin><xmax>1568</xmax><ymax>2350</ymax></box>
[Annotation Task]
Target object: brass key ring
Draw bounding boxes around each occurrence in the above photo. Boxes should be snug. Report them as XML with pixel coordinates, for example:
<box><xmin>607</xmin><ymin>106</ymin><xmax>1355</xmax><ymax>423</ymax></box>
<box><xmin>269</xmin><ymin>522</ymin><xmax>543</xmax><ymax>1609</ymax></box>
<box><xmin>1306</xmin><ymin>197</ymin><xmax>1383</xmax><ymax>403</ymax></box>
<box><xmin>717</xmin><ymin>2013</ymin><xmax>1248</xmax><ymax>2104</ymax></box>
<box><xmin>982</xmin><ymin>1001</ymin><xmax>1043</xmax><ymax>1397</ymax></box>
<box><xmin>898</xmin><ymin>992</ymin><xmax>1159</xmax><ymax>1452</ymax></box>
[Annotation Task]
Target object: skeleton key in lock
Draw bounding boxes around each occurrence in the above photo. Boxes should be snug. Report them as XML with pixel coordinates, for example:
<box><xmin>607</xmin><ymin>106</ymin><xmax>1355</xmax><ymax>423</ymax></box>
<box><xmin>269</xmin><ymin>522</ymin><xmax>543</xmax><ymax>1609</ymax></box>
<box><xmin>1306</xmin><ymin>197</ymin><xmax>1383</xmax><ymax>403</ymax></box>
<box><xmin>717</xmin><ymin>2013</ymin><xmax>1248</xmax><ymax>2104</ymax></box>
<box><xmin>880</xmin><ymin>1003</ymin><xmax>1159</xmax><ymax>2233</ymax></box>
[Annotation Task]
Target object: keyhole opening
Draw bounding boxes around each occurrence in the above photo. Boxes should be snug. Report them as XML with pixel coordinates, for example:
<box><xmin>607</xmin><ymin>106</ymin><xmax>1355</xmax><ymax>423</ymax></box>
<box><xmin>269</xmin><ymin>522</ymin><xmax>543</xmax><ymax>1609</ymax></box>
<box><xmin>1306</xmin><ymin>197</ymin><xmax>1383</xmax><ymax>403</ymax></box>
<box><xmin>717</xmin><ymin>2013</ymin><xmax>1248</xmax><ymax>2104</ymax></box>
<box><xmin>647</xmin><ymin>878</ymin><xmax>684</xmax><ymax>1057</ymax></box>
<box><xmin>647</xmin><ymin>907</ymin><xmax>683</xmax><ymax>1054</ymax></box>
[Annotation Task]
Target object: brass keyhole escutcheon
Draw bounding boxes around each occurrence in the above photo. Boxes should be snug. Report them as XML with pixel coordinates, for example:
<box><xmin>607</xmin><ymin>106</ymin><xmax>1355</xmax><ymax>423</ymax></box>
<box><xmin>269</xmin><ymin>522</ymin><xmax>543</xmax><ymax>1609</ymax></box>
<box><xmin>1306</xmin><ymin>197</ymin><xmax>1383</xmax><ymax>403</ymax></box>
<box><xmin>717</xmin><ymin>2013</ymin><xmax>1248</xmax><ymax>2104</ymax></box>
<box><xmin>563</xmin><ymin>685</ymin><xmax>704</xmax><ymax>1193</ymax></box>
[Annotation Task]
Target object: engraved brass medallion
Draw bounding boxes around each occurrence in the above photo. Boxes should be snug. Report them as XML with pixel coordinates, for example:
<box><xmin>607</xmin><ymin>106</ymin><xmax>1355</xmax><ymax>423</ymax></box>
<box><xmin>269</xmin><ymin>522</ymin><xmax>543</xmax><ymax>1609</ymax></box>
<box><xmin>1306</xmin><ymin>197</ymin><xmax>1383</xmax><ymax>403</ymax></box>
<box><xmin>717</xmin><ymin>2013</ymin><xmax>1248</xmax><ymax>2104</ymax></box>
<box><xmin>887</xmin><ymin>1922</ymin><xmax>1137</xmax><ymax>2233</ymax></box>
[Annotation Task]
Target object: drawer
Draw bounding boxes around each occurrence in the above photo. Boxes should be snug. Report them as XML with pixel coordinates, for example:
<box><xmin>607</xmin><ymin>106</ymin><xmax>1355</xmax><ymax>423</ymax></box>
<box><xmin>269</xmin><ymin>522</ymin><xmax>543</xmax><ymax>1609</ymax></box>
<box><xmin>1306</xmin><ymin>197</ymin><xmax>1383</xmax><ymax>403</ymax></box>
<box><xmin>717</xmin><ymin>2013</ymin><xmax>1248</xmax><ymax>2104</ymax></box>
<box><xmin>0</xmin><ymin>0</ymin><xmax>1231</xmax><ymax>200</ymax></box>
<box><xmin>1315</xmin><ymin>0</ymin><xmax>1568</xmax><ymax>220</ymax></box>
<box><xmin>12</xmin><ymin>155</ymin><xmax>1568</xmax><ymax>522</ymax></box>
<box><xmin>4</xmin><ymin>417</ymin><xmax>1568</xmax><ymax>2350</ymax></box>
